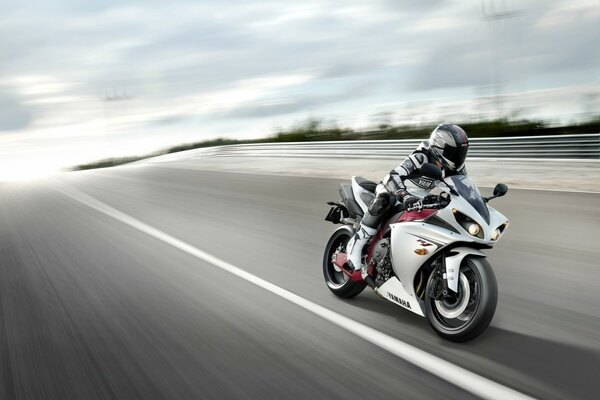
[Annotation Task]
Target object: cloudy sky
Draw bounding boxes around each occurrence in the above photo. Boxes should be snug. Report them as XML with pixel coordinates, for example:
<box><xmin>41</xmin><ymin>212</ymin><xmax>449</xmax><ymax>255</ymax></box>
<box><xmin>0</xmin><ymin>0</ymin><xmax>598</xmax><ymax>178</ymax></box>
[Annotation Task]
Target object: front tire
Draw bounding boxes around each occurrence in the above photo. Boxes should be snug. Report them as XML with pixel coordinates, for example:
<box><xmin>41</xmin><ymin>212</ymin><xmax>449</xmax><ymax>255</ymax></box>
<box><xmin>425</xmin><ymin>256</ymin><xmax>497</xmax><ymax>342</ymax></box>
<box><xmin>323</xmin><ymin>226</ymin><xmax>366</xmax><ymax>298</ymax></box>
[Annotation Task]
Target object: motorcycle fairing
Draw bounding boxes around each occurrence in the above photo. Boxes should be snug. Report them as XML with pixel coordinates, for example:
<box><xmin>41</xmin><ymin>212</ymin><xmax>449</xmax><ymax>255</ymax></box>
<box><xmin>389</xmin><ymin>221</ymin><xmax>456</xmax><ymax>304</ymax></box>
<box><xmin>377</xmin><ymin>277</ymin><xmax>425</xmax><ymax>316</ymax></box>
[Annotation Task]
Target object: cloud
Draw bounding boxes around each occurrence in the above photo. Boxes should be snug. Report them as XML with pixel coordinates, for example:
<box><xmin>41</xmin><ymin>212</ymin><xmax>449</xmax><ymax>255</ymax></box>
<box><xmin>379</xmin><ymin>0</ymin><xmax>448</xmax><ymax>12</ymax></box>
<box><xmin>149</xmin><ymin>113</ymin><xmax>195</xmax><ymax>127</ymax></box>
<box><xmin>221</xmin><ymin>80</ymin><xmax>377</xmax><ymax>119</ymax></box>
<box><xmin>0</xmin><ymin>0</ymin><xmax>597</xmax><ymax>172</ymax></box>
<box><xmin>409</xmin><ymin>0</ymin><xmax>599</xmax><ymax>91</ymax></box>
<box><xmin>0</xmin><ymin>88</ymin><xmax>33</xmax><ymax>131</ymax></box>
<box><xmin>318</xmin><ymin>60</ymin><xmax>385</xmax><ymax>80</ymax></box>
<box><xmin>410</xmin><ymin>41</ymin><xmax>493</xmax><ymax>91</ymax></box>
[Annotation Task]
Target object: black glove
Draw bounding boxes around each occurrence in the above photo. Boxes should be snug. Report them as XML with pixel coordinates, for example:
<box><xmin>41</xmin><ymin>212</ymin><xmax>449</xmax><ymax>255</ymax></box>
<box><xmin>394</xmin><ymin>190</ymin><xmax>411</xmax><ymax>202</ymax></box>
<box><xmin>396</xmin><ymin>190</ymin><xmax>420</xmax><ymax>207</ymax></box>
<box><xmin>403</xmin><ymin>195</ymin><xmax>421</xmax><ymax>207</ymax></box>
<box><xmin>422</xmin><ymin>194</ymin><xmax>439</xmax><ymax>205</ymax></box>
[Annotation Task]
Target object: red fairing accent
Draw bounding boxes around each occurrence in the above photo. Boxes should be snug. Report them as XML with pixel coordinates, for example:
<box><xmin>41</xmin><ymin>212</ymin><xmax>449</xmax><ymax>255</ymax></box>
<box><xmin>365</xmin><ymin>209</ymin><xmax>437</xmax><ymax>266</ymax></box>
<box><xmin>397</xmin><ymin>209</ymin><xmax>438</xmax><ymax>223</ymax></box>
<box><xmin>333</xmin><ymin>252</ymin><xmax>364</xmax><ymax>282</ymax></box>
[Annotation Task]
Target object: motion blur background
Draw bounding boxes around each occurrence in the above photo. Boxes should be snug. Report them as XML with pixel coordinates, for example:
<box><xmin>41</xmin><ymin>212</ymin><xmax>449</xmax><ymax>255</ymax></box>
<box><xmin>0</xmin><ymin>0</ymin><xmax>598</xmax><ymax>179</ymax></box>
<box><xmin>1</xmin><ymin>2</ymin><xmax>600</xmax><ymax>399</ymax></box>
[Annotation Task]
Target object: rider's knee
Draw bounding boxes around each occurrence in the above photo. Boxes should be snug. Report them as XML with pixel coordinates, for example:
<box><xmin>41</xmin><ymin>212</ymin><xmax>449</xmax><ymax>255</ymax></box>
<box><xmin>369</xmin><ymin>192</ymin><xmax>392</xmax><ymax>217</ymax></box>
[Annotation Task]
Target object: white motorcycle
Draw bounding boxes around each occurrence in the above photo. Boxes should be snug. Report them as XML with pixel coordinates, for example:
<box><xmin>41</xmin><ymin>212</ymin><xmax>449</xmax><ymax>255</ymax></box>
<box><xmin>323</xmin><ymin>164</ymin><xmax>509</xmax><ymax>341</ymax></box>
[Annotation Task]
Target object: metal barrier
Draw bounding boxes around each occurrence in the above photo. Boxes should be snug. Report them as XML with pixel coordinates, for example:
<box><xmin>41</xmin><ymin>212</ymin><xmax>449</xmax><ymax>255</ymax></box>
<box><xmin>195</xmin><ymin>133</ymin><xmax>600</xmax><ymax>160</ymax></box>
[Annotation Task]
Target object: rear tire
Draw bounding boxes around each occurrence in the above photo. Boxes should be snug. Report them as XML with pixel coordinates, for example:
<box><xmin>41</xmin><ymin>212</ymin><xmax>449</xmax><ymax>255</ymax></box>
<box><xmin>323</xmin><ymin>226</ymin><xmax>367</xmax><ymax>298</ymax></box>
<box><xmin>425</xmin><ymin>256</ymin><xmax>497</xmax><ymax>342</ymax></box>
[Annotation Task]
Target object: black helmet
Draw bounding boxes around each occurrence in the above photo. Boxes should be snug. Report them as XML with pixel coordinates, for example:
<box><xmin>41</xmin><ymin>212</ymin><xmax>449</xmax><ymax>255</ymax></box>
<box><xmin>428</xmin><ymin>124</ymin><xmax>469</xmax><ymax>171</ymax></box>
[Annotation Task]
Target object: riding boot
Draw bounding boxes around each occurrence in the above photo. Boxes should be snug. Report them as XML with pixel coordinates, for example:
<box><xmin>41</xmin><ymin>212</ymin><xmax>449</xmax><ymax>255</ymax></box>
<box><xmin>346</xmin><ymin>224</ymin><xmax>377</xmax><ymax>271</ymax></box>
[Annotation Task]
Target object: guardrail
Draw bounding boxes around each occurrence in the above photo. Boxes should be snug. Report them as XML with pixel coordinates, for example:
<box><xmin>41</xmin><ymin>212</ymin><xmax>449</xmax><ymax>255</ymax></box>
<box><xmin>194</xmin><ymin>133</ymin><xmax>599</xmax><ymax>160</ymax></box>
<box><xmin>146</xmin><ymin>133</ymin><xmax>600</xmax><ymax>164</ymax></box>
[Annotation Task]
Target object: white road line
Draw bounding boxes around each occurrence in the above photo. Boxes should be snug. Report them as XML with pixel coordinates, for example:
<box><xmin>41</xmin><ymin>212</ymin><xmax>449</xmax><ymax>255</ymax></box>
<box><xmin>55</xmin><ymin>185</ymin><xmax>535</xmax><ymax>400</ymax></box>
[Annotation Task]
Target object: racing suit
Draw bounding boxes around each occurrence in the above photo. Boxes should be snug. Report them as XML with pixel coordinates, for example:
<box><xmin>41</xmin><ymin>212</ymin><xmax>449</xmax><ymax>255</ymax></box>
<box><xmin>346</xmin><ymin>140</ymin><xmax>466</xmax><ymax>272</ymax></box>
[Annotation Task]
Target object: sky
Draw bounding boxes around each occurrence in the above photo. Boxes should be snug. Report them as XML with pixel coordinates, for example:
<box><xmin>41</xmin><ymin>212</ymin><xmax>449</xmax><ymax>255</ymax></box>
<box><xmin>0</xmin><ymin>0</ymin><xmax>598</xmax><ymax>179</ymax></box>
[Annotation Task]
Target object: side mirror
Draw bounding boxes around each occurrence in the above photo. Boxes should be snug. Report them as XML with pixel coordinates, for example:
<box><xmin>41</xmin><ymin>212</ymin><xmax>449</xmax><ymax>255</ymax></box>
<box><xmin>420</xmin><ymin>163</ymin><xmax>443</xmax><ymax>181</ymax></box>
<box><xmin>493</xmin><ymin>183</ymin><xmax>508</xmax><ymax>197</ymax></box>
<box><xmin>485</xmin><ymin>183</ymin><xmax>509</xmax><ymax>203</ymax></box>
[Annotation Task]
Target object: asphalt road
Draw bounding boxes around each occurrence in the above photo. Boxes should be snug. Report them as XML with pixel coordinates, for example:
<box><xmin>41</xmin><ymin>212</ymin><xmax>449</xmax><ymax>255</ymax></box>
<box><xmin>0</xmin><ymin>164</ymin><xmax>598</xmax><ymax>400</ymax></box>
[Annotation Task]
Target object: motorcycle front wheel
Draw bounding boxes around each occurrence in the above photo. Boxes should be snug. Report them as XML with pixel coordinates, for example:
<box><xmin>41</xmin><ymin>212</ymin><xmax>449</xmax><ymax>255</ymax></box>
<box><xmin>425</xmin><ymin>256</ymin><xmax>497</xmax><ymax>342</ymax></box>
<box><xmin>322</xmin><ymin>226</ymin><xmax>366</xmax><ymax>298</ymax></box>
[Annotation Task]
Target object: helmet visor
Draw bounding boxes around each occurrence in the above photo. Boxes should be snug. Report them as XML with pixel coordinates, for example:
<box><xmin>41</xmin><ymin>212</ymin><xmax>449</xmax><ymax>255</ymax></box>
<box><xmin>442</xmin><ymin>143</ymin><xmax>468</xmax><ymax>168</ymax></box>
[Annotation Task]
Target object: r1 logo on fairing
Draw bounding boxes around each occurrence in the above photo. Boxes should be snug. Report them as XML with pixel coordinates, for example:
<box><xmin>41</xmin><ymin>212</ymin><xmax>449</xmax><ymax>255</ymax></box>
<box><xmin>387</xmin><ymin>293</ymin><xmax>411</xmax><ymax>309</ymax></box>
<box><xmin>416</xmin><ymin>239</ymin><xmax>433</xmax><ymax>247</ymax></box>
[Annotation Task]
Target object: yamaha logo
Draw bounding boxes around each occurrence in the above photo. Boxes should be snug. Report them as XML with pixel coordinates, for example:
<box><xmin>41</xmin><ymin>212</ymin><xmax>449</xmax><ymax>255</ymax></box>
<box><xmin>387</xmin><ymin>293</ymin><xmax>411</xmax><ymax>309</ymax></box>
<box><xmin>411</xmin><ymin>177</ymin><xmax>435</xmax><ymax>189</ymax></box>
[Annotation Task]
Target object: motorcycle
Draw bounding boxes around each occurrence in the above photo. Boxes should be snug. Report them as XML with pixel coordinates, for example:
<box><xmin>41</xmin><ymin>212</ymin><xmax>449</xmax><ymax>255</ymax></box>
<box><xmin>323</xmin><ymin>163</ymin><xmax>509</xmax><ymax>342</ymax></box>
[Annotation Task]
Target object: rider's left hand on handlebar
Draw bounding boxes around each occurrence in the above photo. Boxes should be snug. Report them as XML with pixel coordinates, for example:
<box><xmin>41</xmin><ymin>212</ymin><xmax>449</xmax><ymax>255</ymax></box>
<box><xmin>403</xmin><ymin>196</ymin><xmax>424</xmax><ymax>212</ymax></box>
<box><xmin>403</xmin><ymin>195</ymin><xmax>421</xmax><ymax>207</ymax></box>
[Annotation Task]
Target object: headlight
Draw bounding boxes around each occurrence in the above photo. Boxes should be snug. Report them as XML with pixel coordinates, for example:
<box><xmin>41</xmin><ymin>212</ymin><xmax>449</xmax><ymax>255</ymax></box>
<box><xmin>492</xmin><ymin>221</ymin><xmax>509</xmax><ymax>241</ymax></box>
<box><xmin>491</xmin><ymin>229</ymin><xmax>500</xmax><ymax>240</ymax></box>
<box><xmin>468</xmin><ymin>223</ymin><xmax>481</xmax><ymax>236</ymax></box>
<box><xmin>453</xmin><ymin>209</ymin><xmax>484</xmax><ymax>238</ymax></box>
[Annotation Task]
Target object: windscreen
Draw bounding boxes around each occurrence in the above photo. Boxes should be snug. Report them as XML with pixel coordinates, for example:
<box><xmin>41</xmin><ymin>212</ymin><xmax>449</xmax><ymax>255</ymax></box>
<box><xmin>447</xmin><ymin>175</ymin><xmax>490</xmax><ymax>223</ymax></box>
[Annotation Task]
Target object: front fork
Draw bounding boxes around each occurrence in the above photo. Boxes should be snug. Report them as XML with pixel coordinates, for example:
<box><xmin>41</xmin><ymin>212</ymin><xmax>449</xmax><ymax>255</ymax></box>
<box><xmin>428</xmin><ymin>256</ymin><xmax>447</xmax><ymax>300</ymax></box>
<box><xmin>428</xmin><ymin>247</ymin><xmax>487</xmax><ymax>298</ymax></box>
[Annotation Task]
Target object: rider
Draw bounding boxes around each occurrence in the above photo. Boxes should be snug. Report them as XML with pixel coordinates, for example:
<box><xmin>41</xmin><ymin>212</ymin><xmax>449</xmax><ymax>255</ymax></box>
<box><xmin>346</xmin><ymin>123</ymin><xmax>470</xmax><ymax>275</ymax></box>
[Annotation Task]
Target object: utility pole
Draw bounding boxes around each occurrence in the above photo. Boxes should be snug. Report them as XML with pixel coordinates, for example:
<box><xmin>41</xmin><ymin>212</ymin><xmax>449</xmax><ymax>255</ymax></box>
<box><xmin>98</xmin><ymin>88</ymin><xmax>132</xmax><ymax>154</ymax></box>
<box><xmin>481</xmin><ymin>0</ymin><xmax>519</xmax><ymax>119</ymax></box>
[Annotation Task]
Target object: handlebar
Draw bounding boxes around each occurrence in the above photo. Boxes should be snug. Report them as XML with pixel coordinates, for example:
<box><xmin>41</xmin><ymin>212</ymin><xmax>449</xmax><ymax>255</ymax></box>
<box><xmin>405</xmin><ymin>202</ymin><xmax>443</xmax><ymax>212</ymax></box>
<box><xmin>397</xmin><ymin>192</ymin><xmax>450</xmax><ymax>213</ymax></box>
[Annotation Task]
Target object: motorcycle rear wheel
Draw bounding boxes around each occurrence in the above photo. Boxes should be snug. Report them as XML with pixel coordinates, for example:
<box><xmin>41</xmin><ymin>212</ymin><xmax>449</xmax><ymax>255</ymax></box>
<box><xmin>425</xmin><ymin>256</ymin><xmax>497</xmax><ymax>342</ymax></box>
<box><xmin>323</xmin><ymin>226</ymin><xmax>367</xmax><ymax>298</ymax></box>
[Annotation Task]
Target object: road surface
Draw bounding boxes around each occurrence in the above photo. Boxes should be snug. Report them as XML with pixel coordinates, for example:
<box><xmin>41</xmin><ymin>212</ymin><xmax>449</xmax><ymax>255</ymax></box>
<box><xmin>0</xmin><ymin>163</ymin><xmax>598</xmax><ymax>399</ymax></box>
